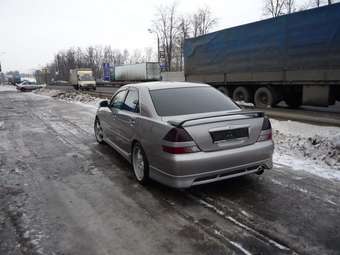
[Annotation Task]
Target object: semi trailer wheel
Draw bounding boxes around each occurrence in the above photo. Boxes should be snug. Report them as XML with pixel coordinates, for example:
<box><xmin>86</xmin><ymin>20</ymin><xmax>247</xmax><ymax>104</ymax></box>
<box><xmin>216</xmin><ymin>86</ymin><xmax>229</xmax><ymax>96</ymax></box>
<box><xmin>233</xmin><ymin>86</ymin><xmax>251</xmax><ymax>102</ymax></box>
<box><xmin>254</xmin><ymin>87</ymin><xmax>276</xmax><ymax>108</ymax></box>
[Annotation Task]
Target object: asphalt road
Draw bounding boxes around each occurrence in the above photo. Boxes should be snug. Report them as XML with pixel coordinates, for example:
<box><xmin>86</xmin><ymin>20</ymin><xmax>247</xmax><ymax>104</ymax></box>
<box><xmin>1</xmin><ymin>90</ymin><xmax>340</xmax><ymax>254</ymax></box>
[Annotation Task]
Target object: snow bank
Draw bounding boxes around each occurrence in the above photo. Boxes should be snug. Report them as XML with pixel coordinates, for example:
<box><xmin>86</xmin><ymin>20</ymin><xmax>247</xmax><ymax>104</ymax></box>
<box><xmin>272</xmin><ymin>119</ymin><xmax>340</xmax><ymax>180</ymax></box>
<box><xmin>35</xmin><ymin>88</ymin><xmax>104</xmax><ymax>108</ymax></box>
<box><xmin>0</xmin><ymin>85</ymin><xmax>16</xmax><ymax>92</ymax></box>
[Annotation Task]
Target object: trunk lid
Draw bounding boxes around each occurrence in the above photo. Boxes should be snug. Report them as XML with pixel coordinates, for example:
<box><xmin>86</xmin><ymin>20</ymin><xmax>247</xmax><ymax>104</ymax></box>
<box><xmin>165</xmin><ymin>111</ymin><xmax>264</xmax><ymax>152</ymax></box>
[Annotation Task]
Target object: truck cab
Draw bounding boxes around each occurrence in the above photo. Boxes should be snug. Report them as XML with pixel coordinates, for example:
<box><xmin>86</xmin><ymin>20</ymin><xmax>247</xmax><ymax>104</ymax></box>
<box><xmin>70</xmin><ymin>69</ymin><xmax>96</xmax><ymax>90</ymax></box>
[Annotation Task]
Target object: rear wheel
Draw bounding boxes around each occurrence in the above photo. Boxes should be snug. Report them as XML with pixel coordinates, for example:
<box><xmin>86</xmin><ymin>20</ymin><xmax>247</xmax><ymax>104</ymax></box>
<box><xmin>254</xmin><ymin>87</ymin><xmax>276</xmax><ymax>108</ymax></box>
<box><xmin>132</xmin><ymin>142</ymin><xmax>149</xmax><ymax>185</ymax></box>
<box><xmin>233</xmin><ymin>86</ymin><xmax>251</xmax><ymax>102</ymax></box>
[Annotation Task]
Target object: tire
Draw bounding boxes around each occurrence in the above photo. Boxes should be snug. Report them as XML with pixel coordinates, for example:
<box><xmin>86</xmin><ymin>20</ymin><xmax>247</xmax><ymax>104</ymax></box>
<box><xmin>254</xmin><ymin>87</ymin><xmax>276</xmax><ymax>108</ymax></box>
<box><xmin>94</xmin><ymin>118</ymin><xmax>105</xmax><ymax>144</ymax></box>
<box><xmin>233</xmin><ymin>86</ymin><xmax>251</xmax><ymax>102</ymax></box>
<box><xmin>131</xmin><ymin>142</ymin><xmax>150</xmax><ymax>185</ymax></box>
<box><xmin>217</xmin><ymin>86</ymin><xmax>229</xmax><ymax>96</ymax></box>
<box><xmin>284</xmin><ymin>94</ymin><xmax>302</xmax><ymax>108</ymax></box>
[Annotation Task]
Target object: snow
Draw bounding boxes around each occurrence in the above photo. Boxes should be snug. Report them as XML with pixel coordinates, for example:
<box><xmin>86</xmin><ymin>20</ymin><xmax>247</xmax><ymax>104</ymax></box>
<box><xmin>34</xmin><ymin>88</ymin><xmax>340</xmax><ymax>182</ymax></box>
<box><xmin>228</xmin><ymin>241</ymin><xmax>253</xmax><ymax>255</ymax></box>
<box><xmin>0</xmin><ymin>85</ymin><xmax>16</xmax><ymax>92</ymax></box>
<box><xmin>272</xmin><ymin>119</ymin><xmax>340</xmax><ymax>181</ymax></box>
<box><xmin>34</xmin><ymin>88</ymin><xmax>104</xmax><ymax>109</ymax></box>
<box><xmin>235</xmin><ymin>101</ymin><xmax>255</xmax><ymax>109</ymax></box>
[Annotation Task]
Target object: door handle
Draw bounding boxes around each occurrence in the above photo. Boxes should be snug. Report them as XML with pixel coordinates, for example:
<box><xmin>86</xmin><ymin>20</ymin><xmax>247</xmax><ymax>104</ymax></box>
<box><xmin>128</xmin><ymin>119</ymin><xmax>136</xmax><ymax>126</ymax></box>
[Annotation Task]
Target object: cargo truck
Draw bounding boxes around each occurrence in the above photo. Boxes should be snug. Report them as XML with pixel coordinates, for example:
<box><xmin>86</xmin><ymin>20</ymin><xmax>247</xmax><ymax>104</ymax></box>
<box><xmin>8</xmin><ymin>74</ymin><xmax>21</xmax><ymax>85</ymax></box>
<box><xmin>114</xmin><ymin>63</ymin><xmax>161</xmax><ymax>81</ymax></box>
<box><xmin>184</xmin><ymin>4</ymin><xmax>340</xmax><ymax>108</ymax></box>
<box><xmin>69</xmin><ymin>68</ymin><xmax>96</xmax><ymax>90</ymax></box>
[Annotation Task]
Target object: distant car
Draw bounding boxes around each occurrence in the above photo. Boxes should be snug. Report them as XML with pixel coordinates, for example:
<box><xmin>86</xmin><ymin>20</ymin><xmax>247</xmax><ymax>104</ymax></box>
<box><xmin>16</xmin><ymin>81</ymin><xmax>45</xmax><ymax>92</ymax></box>
<box><xmin>94</xmin><ymin>82</ymin><xmax>274</xmax><ymax>188</ymax></box>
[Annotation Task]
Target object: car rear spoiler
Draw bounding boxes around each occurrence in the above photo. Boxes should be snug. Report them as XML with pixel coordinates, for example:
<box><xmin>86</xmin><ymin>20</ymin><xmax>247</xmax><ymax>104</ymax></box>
<box><xmin>168</xmin><ymin>111</ymin><xmax>265</xmax><ymax>127</ymax></box>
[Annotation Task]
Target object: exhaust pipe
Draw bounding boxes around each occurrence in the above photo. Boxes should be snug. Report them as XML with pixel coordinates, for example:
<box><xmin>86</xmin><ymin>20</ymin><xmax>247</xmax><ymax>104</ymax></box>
<box><xmin>256</xmin><ymin>165</ymin><xmax>265</xmax><ymax>175</ymax></box>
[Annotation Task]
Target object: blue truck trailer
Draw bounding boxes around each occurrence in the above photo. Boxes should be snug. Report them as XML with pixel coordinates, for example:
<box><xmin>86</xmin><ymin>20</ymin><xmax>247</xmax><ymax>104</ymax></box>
<box><xmin>184</xmin><ymin>4</ymin><xmax>340</xmax><ymax>108</ymax></box>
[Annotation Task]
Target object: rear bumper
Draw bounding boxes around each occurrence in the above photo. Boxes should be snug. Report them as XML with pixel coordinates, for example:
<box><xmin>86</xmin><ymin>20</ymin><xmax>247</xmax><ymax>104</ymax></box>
<box><xmin>149</xmin><ymin>140</ymin><xmax>274</xmax><ymax>188</ymax></box>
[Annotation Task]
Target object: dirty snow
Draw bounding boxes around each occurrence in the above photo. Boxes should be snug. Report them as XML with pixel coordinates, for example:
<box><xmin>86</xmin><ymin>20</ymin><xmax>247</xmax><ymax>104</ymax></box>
<box><xmin>34</xmin><ymin>88</ymin><xmax>104</xmax><ymax>108</ymax></box>
<box><xmin>0</xmin><ymin>85</ymin><xmax>16</xmax><ymax>91</ymax></box>
<box><xmin>272</xmin><ymin>119</ymin><xmax>340</xmax><ymax>181</ymax></box>
<box><xmin>35</xmin><ymin>88</ymin><xmax>340</xmax><ymax>181</ymax></box>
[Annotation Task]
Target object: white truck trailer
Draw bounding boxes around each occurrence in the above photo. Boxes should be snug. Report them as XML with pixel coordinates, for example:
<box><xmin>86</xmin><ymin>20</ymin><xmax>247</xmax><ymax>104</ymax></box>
<box><xmin>69</xmin><ymin>69</ymin><xmax>96</xmax><ymax>90</ymax></box>
<box><xmin>114</xmin><ymin>63</ymin><xmax>160</xmax><ymax>81</ymax></box>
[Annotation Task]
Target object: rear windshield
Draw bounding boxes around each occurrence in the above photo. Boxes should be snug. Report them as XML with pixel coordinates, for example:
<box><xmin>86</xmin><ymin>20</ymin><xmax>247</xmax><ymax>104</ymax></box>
<box><xmin>150</xmin><ymin>87</ymin><xmax>239</xmax><ymax>116</ymax></box>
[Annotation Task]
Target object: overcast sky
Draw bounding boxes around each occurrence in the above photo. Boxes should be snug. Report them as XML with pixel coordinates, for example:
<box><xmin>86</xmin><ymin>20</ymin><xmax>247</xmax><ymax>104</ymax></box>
<box><xmin>1</xmin><ymin>0</ymin><xmax>266</xmax><ymax>73</ymax></box>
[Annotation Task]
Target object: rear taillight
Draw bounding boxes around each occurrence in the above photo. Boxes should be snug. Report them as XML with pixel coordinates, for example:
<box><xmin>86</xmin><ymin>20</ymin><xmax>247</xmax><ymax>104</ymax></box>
<box><xmin>261</xmin><ymin>116</ymin><xmax>271</xmax><ymax>130</ymax></box>
<box><xmin>163</xmin><ymin>128</ymin><xmax>193</xmax><ymax>142</ymax></box>
<box><xmin>163</xmin><ymin>128</ymin><xmax>200</xmax><ymax>154</ymax></box>
<box><xmin>257</xmin><ymin>117</ymin><xmax>272</xmax><ymax>142</ymax></box>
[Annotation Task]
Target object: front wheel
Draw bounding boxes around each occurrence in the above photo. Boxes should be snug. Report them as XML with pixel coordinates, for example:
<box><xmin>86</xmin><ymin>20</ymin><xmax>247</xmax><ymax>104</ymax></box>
<box><xmin>132</xmin><ymin>142</ymin><xmax>149</xmax><ymax>185</ymax></box>
<box><xmin>94</xmin><ymin>118</ymin><xmax>105</xmax><ymax>144</ymax></box>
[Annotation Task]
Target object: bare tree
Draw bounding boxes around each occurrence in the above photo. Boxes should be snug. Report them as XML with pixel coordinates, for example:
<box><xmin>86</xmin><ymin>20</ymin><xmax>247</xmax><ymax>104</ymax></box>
<box><xmin>143</xmin><ymin>47</ymin><xmax>155</xmax><ymax>62</ymax></box>
<box><xmin>307</xmin><ymin>0</ymin><xmax>337</xmax><ymax>7</ymax></box>
<box><xmin>284</xmin><ymin>0</ymin><xmax>296</xmax><ymax>13</ymax></box>
<box><xmin>191</xmin><ymin>6</ymin><xmax>217</xmax><ymax>37</ymax></box>
<box><xmin>152</xmin><ymin>3</ymin><xmax>179</xmax><ymax>71</ymax></box>
<box><xmin>263</xmin><ymin>0</ymin><xmax>286</xmax><ymax>17</ymax></box>
<box><xmin>177</xmin><ymin>15</ymin><xmax>191</xmax><ymax>70</ymax></box>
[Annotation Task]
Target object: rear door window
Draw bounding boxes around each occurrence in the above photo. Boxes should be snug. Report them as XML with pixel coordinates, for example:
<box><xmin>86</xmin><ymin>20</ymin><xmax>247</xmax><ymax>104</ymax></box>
<box><xmin>150</xmin><ymin>87</ymin><xmax>239</xmax><ymax>116</ymax></box>
<box><xmin>122</xmin><ymin>90</ymin><xmax>139</xmax><ymax>113</ymax></box>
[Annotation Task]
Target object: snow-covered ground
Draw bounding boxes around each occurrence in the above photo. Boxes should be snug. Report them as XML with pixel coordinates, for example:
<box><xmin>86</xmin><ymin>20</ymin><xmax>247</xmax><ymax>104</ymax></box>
<box><xmin>272</xmin><ymin>120</ymin><xmax>340</xmax><ymax>181</ymax></box>
<box><xmin>34</xmin><ymin>88</ymin><xmax>340</xmax><ymax>181</ymax></box>
<box><xmin>0</xmin><ymin>85</ymin><xmax>16</xmax><ymax>91</ymax></box>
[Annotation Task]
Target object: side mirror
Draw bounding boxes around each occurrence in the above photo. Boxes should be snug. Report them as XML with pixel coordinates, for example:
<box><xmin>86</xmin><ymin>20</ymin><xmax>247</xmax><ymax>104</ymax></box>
<box><xmin>99</xmin><ymin>100</ymin><xmax>109</xmax><ymax>108</ymax></box>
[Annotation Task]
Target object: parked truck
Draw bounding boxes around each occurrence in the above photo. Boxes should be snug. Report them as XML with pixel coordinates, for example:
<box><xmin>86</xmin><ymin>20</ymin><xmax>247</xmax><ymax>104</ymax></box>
<box><xmin>8</xmin><ymin>73</ymin><xmax>21</xmax><ymax>85</ymax></box>
<box><xmin>114</xmin><ymin>63</ymin><xmax>161</xmax><ymax>81</ymax></box>
<box><xmin>69</xmin><ymin>68</ymin><xmax>96</xmax><ymax>90</ymax></box>
<box><xmin>184</xmin><ymin>4</ymin><xmax>340</xmax><ymax>108</ymax></box>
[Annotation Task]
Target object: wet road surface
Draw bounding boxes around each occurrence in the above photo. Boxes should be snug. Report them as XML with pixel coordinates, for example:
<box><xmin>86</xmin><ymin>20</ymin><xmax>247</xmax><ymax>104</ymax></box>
<box><xmin>0</xmin><ymin>90</ymin><xmax>340</xmax><ymax>255</ymax></box>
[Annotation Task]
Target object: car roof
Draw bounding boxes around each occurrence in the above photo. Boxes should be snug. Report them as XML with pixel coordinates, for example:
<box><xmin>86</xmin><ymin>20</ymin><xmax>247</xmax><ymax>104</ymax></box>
<box><xmin>124</xmin><ymin>81</ymin><xmax>209</xmax><ymax>91</ymax></box>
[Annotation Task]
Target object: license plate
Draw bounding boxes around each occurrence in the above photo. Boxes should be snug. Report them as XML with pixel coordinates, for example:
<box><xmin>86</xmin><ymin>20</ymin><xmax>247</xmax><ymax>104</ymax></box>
<box><xmin>210</xmin><ymin>128</ymin><xmax>249</xmax><ymax>142</ymax></box>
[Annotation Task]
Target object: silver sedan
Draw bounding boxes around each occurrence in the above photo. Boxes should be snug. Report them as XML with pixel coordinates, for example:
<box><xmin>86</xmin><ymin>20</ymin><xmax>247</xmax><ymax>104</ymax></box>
<box><xmin>94</xmin><ymin>82</ymin><xmax>274</xmax><ymax>188</ymax></box>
